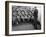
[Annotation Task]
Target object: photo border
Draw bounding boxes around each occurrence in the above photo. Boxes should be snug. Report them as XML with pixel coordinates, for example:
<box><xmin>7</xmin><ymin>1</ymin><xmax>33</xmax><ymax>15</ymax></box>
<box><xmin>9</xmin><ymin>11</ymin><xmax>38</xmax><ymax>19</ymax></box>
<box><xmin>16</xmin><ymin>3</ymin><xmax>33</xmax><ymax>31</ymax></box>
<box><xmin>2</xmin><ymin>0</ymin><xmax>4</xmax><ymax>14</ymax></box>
<box><xmin>5</xmin><ymin>1</ymin><xmax>45</xmax><ymax>36</ymax></box>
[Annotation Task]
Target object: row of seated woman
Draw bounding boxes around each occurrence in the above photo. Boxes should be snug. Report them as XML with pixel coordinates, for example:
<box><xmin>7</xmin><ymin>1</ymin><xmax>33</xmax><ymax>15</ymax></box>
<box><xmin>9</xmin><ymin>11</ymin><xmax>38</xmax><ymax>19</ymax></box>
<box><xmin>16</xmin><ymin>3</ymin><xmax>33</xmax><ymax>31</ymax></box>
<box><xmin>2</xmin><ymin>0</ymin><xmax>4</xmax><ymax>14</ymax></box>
<box><xmin>12</xmin><ymin>16</ymin><xmax>40</xmax><ymax>26</ymax></box>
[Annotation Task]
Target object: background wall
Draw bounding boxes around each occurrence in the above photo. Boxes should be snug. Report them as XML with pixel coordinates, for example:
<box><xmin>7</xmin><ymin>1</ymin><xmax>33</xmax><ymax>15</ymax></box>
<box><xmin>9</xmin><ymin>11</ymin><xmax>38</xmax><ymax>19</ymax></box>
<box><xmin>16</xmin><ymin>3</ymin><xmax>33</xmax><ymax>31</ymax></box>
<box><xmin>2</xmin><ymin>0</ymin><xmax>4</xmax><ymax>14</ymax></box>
<box><xmin>0</xmin><ymin>0</ymin><xmax>46</xmax><ymax>37</ymax></box>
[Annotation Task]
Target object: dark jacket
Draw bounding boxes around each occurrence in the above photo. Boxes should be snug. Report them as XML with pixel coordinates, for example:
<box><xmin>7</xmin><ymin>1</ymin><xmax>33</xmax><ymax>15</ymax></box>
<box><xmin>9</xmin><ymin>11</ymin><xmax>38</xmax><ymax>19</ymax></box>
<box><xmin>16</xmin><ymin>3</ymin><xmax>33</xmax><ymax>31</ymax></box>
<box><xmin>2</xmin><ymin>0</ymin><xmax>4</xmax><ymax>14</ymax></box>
<box><xmin>34</xmin><ymin>9</ymin><xmax>38</xmax><ymax>18</ymax></box>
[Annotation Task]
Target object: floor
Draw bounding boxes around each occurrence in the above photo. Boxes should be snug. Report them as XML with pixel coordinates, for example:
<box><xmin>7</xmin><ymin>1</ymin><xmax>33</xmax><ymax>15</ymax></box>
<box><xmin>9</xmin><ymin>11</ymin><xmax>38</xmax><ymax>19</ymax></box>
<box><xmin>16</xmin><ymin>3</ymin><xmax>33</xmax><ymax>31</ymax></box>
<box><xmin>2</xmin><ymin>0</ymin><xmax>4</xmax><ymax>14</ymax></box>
<box><xmin>12</xmin><ymin>23</ymin><xmax>41</xmax><ymax>31</ymax></box>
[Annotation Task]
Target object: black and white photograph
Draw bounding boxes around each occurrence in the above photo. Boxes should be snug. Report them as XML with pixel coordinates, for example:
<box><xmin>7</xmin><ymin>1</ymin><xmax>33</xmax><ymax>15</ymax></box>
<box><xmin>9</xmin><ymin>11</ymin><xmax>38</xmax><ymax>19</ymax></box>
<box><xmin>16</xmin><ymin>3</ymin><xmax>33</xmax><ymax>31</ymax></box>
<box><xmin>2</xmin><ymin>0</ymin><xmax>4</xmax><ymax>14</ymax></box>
<box><xmin>5</xmin><ymin>1</ymin><xmax>45</xmax><ymax>36</ymax></box>
<box><xmin>12</xmin><ymin>6</ymin><xmax>41</xmax><ymax>31</ymax></box>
